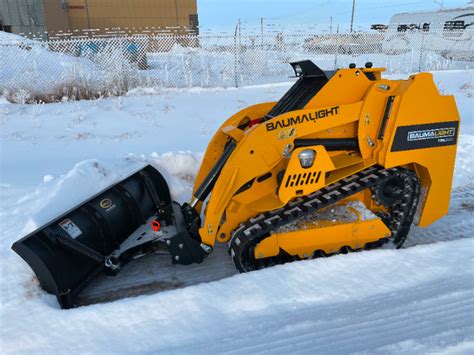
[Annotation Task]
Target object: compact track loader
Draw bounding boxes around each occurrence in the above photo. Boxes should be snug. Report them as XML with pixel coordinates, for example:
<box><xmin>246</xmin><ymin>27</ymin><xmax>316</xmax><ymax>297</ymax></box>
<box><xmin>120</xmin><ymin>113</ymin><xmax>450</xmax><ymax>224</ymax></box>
<box><xmin>12</xmin><ymin>61</ymin><xmax>460</xmax><ymax>309</ymax></box>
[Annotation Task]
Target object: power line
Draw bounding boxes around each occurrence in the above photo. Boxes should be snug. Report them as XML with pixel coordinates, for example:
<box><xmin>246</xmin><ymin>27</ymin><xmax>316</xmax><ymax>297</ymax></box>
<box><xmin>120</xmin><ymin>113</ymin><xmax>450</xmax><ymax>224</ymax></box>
<box><xmin>240</xmin><ymin>0</ymin><xmax>429</xmax><ymax>24</ymax></box>
<box><xmin>219</xmin><ymin>0</ymin><xmax>449</xmax><ymax>28</ymax></box>
<box><xmin>329</xmin><ymin>1</ymin><xmax>431</xmax><ymax>16</ymax></box>
<box><xmin>257</xmin><ymin>1</ymin><xmax>332</xmax><ymax>21</ymax></box>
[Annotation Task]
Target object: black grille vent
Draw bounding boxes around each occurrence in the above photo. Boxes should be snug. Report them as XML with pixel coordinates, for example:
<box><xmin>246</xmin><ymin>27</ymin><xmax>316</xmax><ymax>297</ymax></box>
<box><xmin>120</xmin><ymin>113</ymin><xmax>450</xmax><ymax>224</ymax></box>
<box><xmin>285</xmin><ymin>171</ymin><xmax>321</xmax><ymax>188</ymax></box>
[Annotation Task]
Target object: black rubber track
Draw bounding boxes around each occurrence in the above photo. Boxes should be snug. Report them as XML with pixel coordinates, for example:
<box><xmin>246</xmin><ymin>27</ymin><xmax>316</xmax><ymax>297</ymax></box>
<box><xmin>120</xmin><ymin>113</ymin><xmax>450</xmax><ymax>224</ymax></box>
<box><xmin>228</xmin><ymin>166</ymin><xmax>420</xmax><ymax>272</ymax></box>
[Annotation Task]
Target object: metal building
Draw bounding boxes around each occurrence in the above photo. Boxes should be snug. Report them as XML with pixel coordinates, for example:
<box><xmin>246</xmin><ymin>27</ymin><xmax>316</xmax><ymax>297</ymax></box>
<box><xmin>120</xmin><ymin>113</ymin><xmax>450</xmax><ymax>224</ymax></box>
<box><xmin>66</xmin><ymin>0</ymin><xmax>198</xmax><ymax>35</ymax></box>
<box><xmin>0</xmin><ymin>0</ymin><xmax>198</xmax><ymax>39</ymax></box>
<box><xmin>1</xmin><ymin>0</ymin><xmax>43</xmax><ymax>37</ymax></box>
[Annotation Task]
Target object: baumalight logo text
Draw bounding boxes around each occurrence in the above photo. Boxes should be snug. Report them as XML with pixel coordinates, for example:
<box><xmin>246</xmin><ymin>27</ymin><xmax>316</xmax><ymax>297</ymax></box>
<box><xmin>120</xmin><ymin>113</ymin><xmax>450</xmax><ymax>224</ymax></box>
<box><xmin>266</xmin><ymin>106</ymin><xmax>340</xmax><ymax>131</ymax></box>
<box><xmin>407</xmin><ymin>127</ymin><xmax>456</xmax><ymax>142</ymax></box>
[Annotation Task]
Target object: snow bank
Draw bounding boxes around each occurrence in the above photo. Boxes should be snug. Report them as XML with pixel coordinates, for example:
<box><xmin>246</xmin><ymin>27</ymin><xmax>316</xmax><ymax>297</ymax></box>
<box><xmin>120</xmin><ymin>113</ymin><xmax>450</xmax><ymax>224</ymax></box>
<box><xmin>1</xmin><ymin>30</ymin><xmax>472</xmax><ymax>103</ymax></box>
<box><xmin>0</xmin><ymin>32</ymin><xmax>147</xmax><ymax>103</ymax></box>
<box><xmin>453</xmin><ymin>135</ymin><xmax>474</xmax><ymax>188</ymax></box>
<box><xmin>0</xmin><ymin>33</ymin><xmax>106</xmax><ymax>103</ymax></box>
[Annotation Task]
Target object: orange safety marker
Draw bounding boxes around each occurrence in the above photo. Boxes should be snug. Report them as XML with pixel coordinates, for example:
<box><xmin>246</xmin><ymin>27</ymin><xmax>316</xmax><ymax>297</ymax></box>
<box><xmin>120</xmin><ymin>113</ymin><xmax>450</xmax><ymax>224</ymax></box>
<box><xmin>151</xmin><ymin>220</ymin><xmax>161</xmax><ymax>232</ymax></box>
<box><xmin>248</xmin><ymin>118</ymin><xmax>261</xmax><ymax>128</ymax></box>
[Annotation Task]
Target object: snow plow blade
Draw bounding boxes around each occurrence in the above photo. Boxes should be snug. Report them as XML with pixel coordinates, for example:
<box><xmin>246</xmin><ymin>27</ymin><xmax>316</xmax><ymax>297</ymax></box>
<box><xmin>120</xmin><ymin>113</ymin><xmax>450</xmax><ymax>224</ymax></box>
<box><xmin>11</xmin><ymin>165</ymin><xmax>176</xmax><ymax>309</ymax></box>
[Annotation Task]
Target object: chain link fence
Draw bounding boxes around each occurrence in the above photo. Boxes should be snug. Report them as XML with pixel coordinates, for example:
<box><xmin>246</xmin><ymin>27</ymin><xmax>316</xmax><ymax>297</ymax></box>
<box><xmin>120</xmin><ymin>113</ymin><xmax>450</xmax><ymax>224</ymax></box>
<box><xmin>1</xmin><ymin>27</ymin><xmax>473</xmax><ymax>103</ymax></box>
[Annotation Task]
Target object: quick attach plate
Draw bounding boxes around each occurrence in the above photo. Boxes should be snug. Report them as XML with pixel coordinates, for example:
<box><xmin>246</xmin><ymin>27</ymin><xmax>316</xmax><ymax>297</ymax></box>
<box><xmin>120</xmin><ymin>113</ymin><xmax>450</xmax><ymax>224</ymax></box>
<box><xmin>107</xmin><ymin>217</ymin><xmax>177</xmax><ymax>264</ymax></box>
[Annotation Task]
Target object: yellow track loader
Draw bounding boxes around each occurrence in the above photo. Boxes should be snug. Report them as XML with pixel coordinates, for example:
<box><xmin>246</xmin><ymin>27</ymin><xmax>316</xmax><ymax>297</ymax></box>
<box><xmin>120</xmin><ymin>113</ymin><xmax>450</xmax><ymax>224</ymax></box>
<box><xmin>12</xmin><ymin>61</ymin><xmax>460</xmax><ymax>308</ymax></box>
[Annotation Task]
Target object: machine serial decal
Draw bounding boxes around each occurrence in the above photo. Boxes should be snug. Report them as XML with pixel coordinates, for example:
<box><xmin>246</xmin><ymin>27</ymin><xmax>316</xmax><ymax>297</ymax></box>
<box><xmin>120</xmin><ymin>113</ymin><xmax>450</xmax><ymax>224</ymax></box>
<box><xmin>266</xmin><ymin>106</ymin><xmax>339</xmax><ymax>132</ymax></box>
<box><xmin>391</xmin><ymin>121</ymin><xmax>458</xmax><ymax>152</ymax></box>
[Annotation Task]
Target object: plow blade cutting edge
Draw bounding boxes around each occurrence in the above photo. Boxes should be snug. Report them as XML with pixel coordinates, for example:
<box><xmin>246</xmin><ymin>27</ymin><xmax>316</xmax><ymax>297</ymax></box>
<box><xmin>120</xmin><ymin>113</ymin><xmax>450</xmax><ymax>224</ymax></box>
<box><xmin>11</xmin><ymin>165</ymin><xmax>205</xmax><ymax>309</ymax></box>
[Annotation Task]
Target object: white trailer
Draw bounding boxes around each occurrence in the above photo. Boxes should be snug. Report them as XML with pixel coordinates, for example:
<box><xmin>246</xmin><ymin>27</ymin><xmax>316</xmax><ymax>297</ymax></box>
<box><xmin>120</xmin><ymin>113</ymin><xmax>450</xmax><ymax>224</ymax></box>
<box><xmin>382</xmin><ymin>4</ymin><xmax>474</xmax><ymax>60</ymax></box>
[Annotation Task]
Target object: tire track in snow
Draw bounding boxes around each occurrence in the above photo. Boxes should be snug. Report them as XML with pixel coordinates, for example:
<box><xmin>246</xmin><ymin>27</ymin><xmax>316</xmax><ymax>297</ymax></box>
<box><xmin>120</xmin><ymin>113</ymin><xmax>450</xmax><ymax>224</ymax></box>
<box><xmin>175</xmin><ymin>275</ymin><xmax>473</xmax><ymax>354</ymax></box>
<box><xmin>405</xmin><ymin>184</ymin><xmax>474</xmax><ymax>247</ymax></box>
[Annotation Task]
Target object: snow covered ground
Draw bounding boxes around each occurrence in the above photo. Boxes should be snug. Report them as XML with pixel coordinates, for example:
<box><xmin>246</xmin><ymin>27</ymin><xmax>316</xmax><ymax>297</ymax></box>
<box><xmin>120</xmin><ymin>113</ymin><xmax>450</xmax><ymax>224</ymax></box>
<box><xmin>0</xmin><ymin>70</ymin><xmax>473</xmax><ymax>353</ymax></box>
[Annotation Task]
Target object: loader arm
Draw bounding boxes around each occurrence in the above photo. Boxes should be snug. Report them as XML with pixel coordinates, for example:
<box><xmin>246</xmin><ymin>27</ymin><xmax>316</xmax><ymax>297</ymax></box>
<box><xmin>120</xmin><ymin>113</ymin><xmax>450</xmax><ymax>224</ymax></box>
<box><xmin>192</xmin><ymin>102</ymin><xmax>276</xmax><ymax>213</ymax></box>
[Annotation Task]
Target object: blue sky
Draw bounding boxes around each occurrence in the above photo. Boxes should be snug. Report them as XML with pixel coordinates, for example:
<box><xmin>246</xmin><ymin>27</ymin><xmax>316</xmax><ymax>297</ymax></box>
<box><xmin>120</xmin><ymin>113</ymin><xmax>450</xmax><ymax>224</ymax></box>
<box><xmin>197</xmin><ymin>0</ymin><xmax>469</xmax><ymax>29</ymax></box>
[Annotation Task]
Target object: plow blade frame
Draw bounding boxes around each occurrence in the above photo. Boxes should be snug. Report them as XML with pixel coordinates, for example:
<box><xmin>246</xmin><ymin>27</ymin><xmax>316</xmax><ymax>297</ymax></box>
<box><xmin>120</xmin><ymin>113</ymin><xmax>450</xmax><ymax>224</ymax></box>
<box><xmin>11</xmin><ymin>165</ymin><xmax>171</xmax><ymax>309</ymax></box>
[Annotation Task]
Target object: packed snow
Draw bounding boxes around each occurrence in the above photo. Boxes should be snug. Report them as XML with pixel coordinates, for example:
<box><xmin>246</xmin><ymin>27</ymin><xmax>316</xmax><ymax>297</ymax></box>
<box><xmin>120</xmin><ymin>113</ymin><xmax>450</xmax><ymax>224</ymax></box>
<box><xmin>274</xmin><ymin>201</ymin><xmax>379</xmax><ymax>234</ymax></box>
<box><xmin>0</xmin><ymin>70</ymin><xmax>473</xmax><ymax>353</ymax></box>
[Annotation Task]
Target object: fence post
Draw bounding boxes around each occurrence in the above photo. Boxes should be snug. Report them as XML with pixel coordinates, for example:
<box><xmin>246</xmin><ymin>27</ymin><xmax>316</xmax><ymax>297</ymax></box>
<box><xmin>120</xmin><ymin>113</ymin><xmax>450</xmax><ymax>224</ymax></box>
<box><xmin>334</xmin><ymin>40</ymin><xmax>340</xmax><ymax>69</ymax></box>
<box><xmin>334</xmin><ymin>26</ymin><xmax>340</xmax><ymax>69</ymax></box>
<box><xmin>418</xmin><ymin>30</ymin><xmax>426</xmax><ymax>72</ymax></box>
<box><xmin>233</xmin><ymin>21</ymin><xmax>240</xmax><ymax>88</ymax></box>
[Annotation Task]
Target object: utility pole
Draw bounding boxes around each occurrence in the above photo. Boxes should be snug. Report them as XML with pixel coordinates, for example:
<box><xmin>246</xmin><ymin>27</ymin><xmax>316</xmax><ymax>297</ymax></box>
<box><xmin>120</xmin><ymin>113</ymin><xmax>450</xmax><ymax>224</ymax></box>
<box><xmin>85</xmin><ymin>0</ymin><xmax>92</xmax><ymax>29</ymax></box>
<box><xmin>234</xmin><ymin>20</ymin><xmax>240</xmax><ymax>87</ymax></box>
<box><xmin>330</xmin><ymin>16</ymin><xmax>333</xmax><ymax>34</ymax></box>
<box><xmin>350</xmin><ymin>0</ymin><xmax>356</xmax><ymax>33</ymax></box>
<box><xmin>261</xmin><ymin>17</ymin><xmax>264</xmax><ymax>47</ymax></box>
<box><xmin>174</xmin><ymin>0</ymin><xmax>180</xmax><ymax>28</ymax></box>
<box><xmin>238</xmin><ymin>18</ymin><xmax>241</xmax><ymax>46</ymax></box>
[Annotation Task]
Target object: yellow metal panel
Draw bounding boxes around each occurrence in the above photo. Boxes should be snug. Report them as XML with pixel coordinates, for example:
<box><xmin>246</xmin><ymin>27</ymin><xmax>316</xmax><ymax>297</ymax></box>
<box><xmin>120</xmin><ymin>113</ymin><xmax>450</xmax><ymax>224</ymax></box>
<box><xmin>254</xmin><ymin>217</ymin><xmax>390</xmax><ymax>259</ymax></box>
<box><xmin>192</xmin><ymin>102</ymin><xmax>276</xmax><ymax>205</ymax></box>
<box><xmin>278</xmin><ymin>146</ymin><xmax>335</xmax><ymax>204</ymax></box>
<box><xmin>380</xmin><ymin>73</ymin><xmax>460</xmax><ymax>227</ymax></box>
<box><xmin>358</xmin><ymin>79</ymin><xmax>401</xmax><ymax>159</ymax></box>
<box><xmin>306</xmin><ymin>68</ymin><xmax>373</xmax><ymax>107</ymax></box>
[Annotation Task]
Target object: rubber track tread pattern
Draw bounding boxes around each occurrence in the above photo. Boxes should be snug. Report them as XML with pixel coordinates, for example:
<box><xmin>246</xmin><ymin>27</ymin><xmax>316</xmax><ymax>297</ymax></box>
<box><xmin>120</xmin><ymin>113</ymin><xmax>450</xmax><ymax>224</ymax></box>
<box><xmin>229</xmin><ymin>166</ymin><xmax>420</xmax><ymax>272</ymax></box>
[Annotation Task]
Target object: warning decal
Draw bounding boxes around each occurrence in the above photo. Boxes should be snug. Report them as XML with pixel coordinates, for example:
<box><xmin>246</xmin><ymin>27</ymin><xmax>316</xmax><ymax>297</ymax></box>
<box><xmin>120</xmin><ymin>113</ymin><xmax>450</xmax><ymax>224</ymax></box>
<box><xmin>59</xmin><ymin>218</ymin><xmax>82</xmax><ymax>239</ymax></box>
